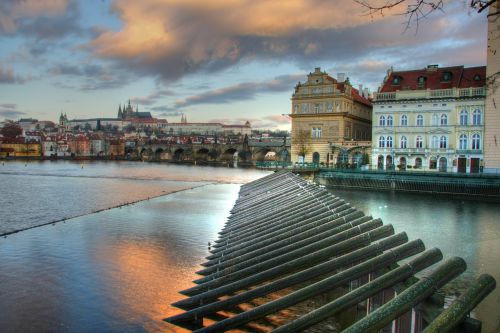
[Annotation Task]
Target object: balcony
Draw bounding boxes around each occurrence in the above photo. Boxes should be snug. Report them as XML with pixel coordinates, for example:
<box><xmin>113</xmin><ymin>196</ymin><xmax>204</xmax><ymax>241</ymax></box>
<box><xmin>374</xmin><ymin>87</ymin><xmax>486</xmax><ymax>102</ymax></box>
<box><xmin>456</xmin><ymin>149</ymin><xmax>482</xmax><ymax>155</ymax></box>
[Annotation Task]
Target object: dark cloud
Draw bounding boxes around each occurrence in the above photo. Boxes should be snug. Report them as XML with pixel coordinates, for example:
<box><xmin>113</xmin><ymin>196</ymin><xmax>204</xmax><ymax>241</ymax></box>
<box><xmin>0</xmin><ymin>104</ymin><xmax>26</xmax><ymax>120</ymax></box>
<box><xmin>88</xmin><ymin>1</ymin><xmax>486</xmax><ymax>85</ymax></box>
<box><xmin>175</xmin><ymin>74</ymin><xmax>302</xmax><ymax>108</ymax></box>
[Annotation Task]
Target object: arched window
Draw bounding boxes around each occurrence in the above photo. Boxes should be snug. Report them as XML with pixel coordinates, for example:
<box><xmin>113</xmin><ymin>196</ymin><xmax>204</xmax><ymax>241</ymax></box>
<box><xmin>432</xmin><ymin>114</ymin><xmax>439</xmax><ymax>126</ymax></box>
<box><xmin>416</xmin><ymin>136</ymin><xmax>423</xmax><ymax>148</ymax></box>
<box><xmin>379</xmin><ymin>136</ymin><xmax>385</xmax><ymax>148</ymax></box>
<box><xmin>473</xmin><ymin>109</ymin><xmax>481</xmax><ymax>125</ymax></box>
<box><xmin>440</xmin><ymin>114</ymin><xmax>447</xmax><ymax>126</ymax></box>
<box><xmin>460</xmin><ymin>110</ymin><xmax>468</xmax><ymax>125</ymax></box>
<box><xmin>387</xmin><ymin>115</ymin><xmax>393</xmax><ymax>126</ymax></box>
<box><xmin>415</xmin><ymin>157</ymin><xmax>422</xmax><ymax>169</ymax></box>
<box><xmin>379</xmin><ymin>115</ymin><xmax>386</xmax><ymax>126</ymax></box>
<box><xmin>432</xmin><ymin>136</ymin><xmax>439</xmax><ymax>149</ymax></box>
<box><xmin>429</xmin><ymin>156</ymin><xmax>437</xmax><ymax>169</ymax></box>
<box><xmin>459</xmin><ymin>134</ymin><xmax>468</xmax><ymax>150</ymax></box>
<box><xmin>386</xmin><ymin>136</ymin><xmax>393</xmax><ymax>148</ymax></box>
<box><xmin>472</xmin><ymin>134</ymin><xmax>481</xmax><ymax>150</ymax></box>
<box><xmin>417</xmin><ymin>114</ymin><xmax>424</xmax><ymax>127</ymax></box>
<box><xmin>400</xmin><ymin>136</ymin><xmax>407</xmax><ymax>149</ymax></box>
<box><xmin>401</xmin><ymin>115</ymin><xmax>408</xmax><ymax>126</ymax></box>
<box><xmin>440</xmin><ymin>136</ymin><xmax>447</xmax><ymax>149</ymax></box>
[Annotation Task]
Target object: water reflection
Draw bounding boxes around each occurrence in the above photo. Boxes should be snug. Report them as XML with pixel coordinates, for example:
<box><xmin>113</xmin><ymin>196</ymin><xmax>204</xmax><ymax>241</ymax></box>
<box><xmin>330</xmin><ymin>188</ymin><xmax>500</xmax><ymax>333</ymax></box>
<box><xmin>0</xmin><ymin>161</ymin><xmax>270</xmax><ymax>235</ymax></box>
<box><xmin>0</xmin><ymin>184</ymin><xmax>240</xmax><ymax>333</ymax></box>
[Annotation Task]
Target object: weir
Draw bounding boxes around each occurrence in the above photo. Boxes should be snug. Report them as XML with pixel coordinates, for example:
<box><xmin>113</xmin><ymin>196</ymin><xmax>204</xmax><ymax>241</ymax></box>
<box><xmin>165</xmin><ymin>171</ymin><xmax>496</xmax><ymax>332</ymax></box>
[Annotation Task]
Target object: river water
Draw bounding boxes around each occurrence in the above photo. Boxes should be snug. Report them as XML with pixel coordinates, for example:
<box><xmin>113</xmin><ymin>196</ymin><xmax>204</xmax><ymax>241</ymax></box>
<box><xmin>0</xmin><ymin>161</ymin><xmax>498</xmax><ymax>332</ymax></box>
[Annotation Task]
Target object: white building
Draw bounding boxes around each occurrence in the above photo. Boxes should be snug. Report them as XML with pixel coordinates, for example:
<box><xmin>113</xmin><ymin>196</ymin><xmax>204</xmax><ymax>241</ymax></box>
<box><xmin>371</xmin><ymin>65</ymin><xmax>486</xmax><ymax>173</ymax></box>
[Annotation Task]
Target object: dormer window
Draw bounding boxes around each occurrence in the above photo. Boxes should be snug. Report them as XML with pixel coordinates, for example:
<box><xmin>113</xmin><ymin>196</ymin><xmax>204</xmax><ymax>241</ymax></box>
<box><xmin>473</xmin><ymin>74</ymin><xmax>481</xmax><ymax>81</ymax></box>
<box><xmin>392</xmin><ymin>76</ymin><xmax>401</xmax><ymax>85</ymax></box>
<box><xmin>417</xmin><ymin>76</ymin><xmax>426</xmax><ymax>89</ymax></box>
<box><xmin>442</xmin><ymin>72</ymin><xmax>452</xmax><ymax>82</ymax></box>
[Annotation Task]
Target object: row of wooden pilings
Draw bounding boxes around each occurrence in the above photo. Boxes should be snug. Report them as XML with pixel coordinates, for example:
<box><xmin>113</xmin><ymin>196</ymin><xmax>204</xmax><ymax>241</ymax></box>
<box><xmin>165</xmin><ymin>171</ymin><xmax>496</xmax><ymax>332</ymax></box>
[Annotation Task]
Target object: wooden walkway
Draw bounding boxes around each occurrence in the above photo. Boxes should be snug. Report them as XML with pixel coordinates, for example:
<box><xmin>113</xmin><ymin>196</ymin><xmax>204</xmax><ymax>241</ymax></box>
<box><xmin>165</xmin><ymin>171</ymin><xmax>496</xmax><ymax>332</ymax></box>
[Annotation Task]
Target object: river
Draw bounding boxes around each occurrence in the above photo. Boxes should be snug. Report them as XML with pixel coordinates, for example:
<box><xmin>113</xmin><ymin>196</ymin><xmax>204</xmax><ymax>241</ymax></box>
<box><xmin>0</xmin><ymin>161</ymin><xmax>498</xmax><ymax>332</ymax></box>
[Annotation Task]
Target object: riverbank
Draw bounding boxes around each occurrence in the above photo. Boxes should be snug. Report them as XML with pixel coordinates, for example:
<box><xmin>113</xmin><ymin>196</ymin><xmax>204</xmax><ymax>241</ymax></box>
<box><xmin>316</xmin><ymin>169</ymin><xmax>500</xmax><ymax>200</ymax></box>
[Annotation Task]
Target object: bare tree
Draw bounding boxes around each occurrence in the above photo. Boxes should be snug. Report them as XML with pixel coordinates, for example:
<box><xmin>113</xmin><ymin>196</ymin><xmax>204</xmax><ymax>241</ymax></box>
<box><xmin>354</xmin><ymin>0</ymin><xmax>499</xmax><ymax>31</ymax></box>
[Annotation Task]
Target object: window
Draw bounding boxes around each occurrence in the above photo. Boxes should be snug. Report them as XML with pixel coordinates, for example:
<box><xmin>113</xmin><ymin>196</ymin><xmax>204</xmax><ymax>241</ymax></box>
<box><xmin>460</xmin><ymin>110</ymin><xmax>468</xmax><ymax>125</ymax></box>
<box><xmin>429</xmin><ymin>157</ymin><xmax>437</xmax><ymax>169</ymax></box>
<box><xmin>432</xmin><ymin>136</ymin><xmax>439</xmax><ymax>149</ymax></box>
<box><xmin>442</xmin><ymin>72</ymin><xmax>452</xmax><ymax>82</ymax></box>
<box><xmin>472</xmin><ymin>134</ymin><xmax>481</xmax><ymax>150</ymax></box>
<box><xmin>473</xmin><ymin>74</ymin><xmax>481</xmax><ymax>81</ymax></box>
<box><xmin>313</xmin><ymin>87</ymin><xmax>320</xmax><ymax>94</ymax></box>
<box><xmin>459</xmin><ymin>134</ymin><xmax>468</xmax><ymax>150</ymax></box>
<box><xmin>440</xmin><ymin>114</ymin><xmax>448</xmax><ymax>126</ymax></box>
<box><xmin>314</xmin><ymin>104</ymin><xmax>320</xmax><ymax>113</ymax></box>
<box><xmin>327</xmin><ymin>102</ymin><xmax>333</xmax><ymax>112</ymax></box>
<box><xmin>387</xmin><ymin>115</ymin><xmax>393</xmax><ymax>126</ymax></box>
<box><xmin>392</xmin><ymin>76</ymin><xmax>401</xmax><ymax>85</ymax></box>
<box><xmin>416</xmin><ymin>136</ymin><xmax>423</xmax><ymax>148</ymax></box>
<box><xmin>440</xmin><ymin>136</ymin><xmax>447</xmax><ymax>149</ymax></box>
<box><xmin>386</xmin><ymin>136</ymin><xmax>393</xmax><ymax>148</ymax></box>
<box><xmin>294</xmin><ymin>104</ymin><xmax>298</xmax><ymax>113</ymax></box>
<box><xmin>311</xmin><ymin>127</ymin><xmax>322</xmax><ymax>138</ymax></box>
<box><xmin>415</xmin><ymin>157</ymin><xmax>422</xmax><ymax>169</ymax></box>
<box><xmin>417</xmin><ymin>76</ymin><xmax>426</xmax><ymax>88</ymax></box>
<box><xmin>417</xmin><ymin>114</ymin><xmax>424</xmax><ymax>127</ymax></box>
<box><xmin>432</xmin><ymin>114</ymin><xmax>439</xmax><ymax>126</ymax></box>
<box><xmin>301</xmin><ymin>103</ymin><xmax>308</xmax><ymax>113</ymax></box>
<box><xmin>379</xmin><ymin>115</ymin><xmax>386</xmax><ymax>126</ymax></box>
<box><xmin>401</xmin><ymin>115</ymin><xmax>408</xmax><ymax>126</ymax></box>
<box><xmin>473</xmin><ymin>109</ymin><xmax>481</xmax><ymax>125</ymax></box>
<box><xmin>400</xmin><ymin>136</ymin><xmax>407</xmax><ymax>149</ymax></box>
<box><xmin>379</xmin><ymin>136</ymin><xmax>385</xmax><ymax>148</ymax></box>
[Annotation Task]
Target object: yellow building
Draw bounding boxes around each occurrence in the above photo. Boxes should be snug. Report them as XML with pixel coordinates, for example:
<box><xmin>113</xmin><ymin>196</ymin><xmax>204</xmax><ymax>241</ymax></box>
<box><xmin>290</xmin><ymin>68</ymin><xmax>372</xmax><ymax>167</ymax></box>
<box><xmin>0</xmin><ymin>140</ymin><xmax>42</xmax><ymax>157</ymax></box>
<box><xmin>372</xmin><ymin>65</ymin><xmax>486</xmax><ymax>173</ymax></box>
<box><xmin>484</xmin><ymin>1</ymin><xmax>500</xmax><ymax>173</ymax></box>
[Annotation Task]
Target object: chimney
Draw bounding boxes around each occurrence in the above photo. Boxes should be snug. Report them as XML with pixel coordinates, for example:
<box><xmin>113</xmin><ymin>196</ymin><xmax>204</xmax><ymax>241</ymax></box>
<box><xmin>364</xmin><ymin>87</ymin><xmax>369</xmax><ymax>98</ymax></box>
<box><xmin>358</xmin><ymin>84</ymin><xmax>363</xmax><ymax>94</ymax></box>
<box><xmin>337</xmin><ymin>73</ymin><xmax>345</xmax><ymax>83</ymax></box>
<box><xmin>314</xmin><ymin>67</ymin><xmax>321</xmax><ymax>73</ymax></box>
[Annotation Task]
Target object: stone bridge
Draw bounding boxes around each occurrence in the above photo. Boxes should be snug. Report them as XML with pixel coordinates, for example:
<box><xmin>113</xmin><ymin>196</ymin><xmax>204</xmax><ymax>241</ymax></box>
<box><xmin>136</xmin><ymin>141</ymin><xmax>291</xmax><ymax>163</ymax></box>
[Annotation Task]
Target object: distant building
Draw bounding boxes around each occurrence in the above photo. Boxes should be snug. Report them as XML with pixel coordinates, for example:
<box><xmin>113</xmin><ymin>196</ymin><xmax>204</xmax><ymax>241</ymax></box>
<box><xmin>484</xmin><ymin>2</ymin><xmax>500</xmax><ymax>173</ymax></box>
<box><xmin>290</xmin><ymin>67</ymin><xmax>372</xmax><ymax>166</ymax></box>
<box><xmin>118</xmin><ymin>100</ymin><xmax>153</xmax><ymax>120</ymax></box>
<box><xmin>371</xmin><ymin>65</ymin><xmax>486</xmax><ymax>173</ymax></box>
<box><xmin>165</xmin><ymin>115</ymin><xmax>251</xmax><ymax>136</ymax></box>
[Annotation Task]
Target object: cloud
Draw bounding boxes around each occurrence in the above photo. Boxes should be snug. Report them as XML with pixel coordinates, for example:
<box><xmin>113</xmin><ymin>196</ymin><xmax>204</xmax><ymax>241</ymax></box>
<box><xmin>85</xmin><ymin>0</ymin><xmax>486</xmax><ymax>84</ymax></box>
<box><xmin>0</xmin><ymin>103</ymin><xmax>26</xmax><ymax>119</ymax></box>
<box><xmin>175</xmin><ymin>74</ymin><xmax>303</xmax><ymax>108</ymax></box>
<box><xmin>0</xmin><ymin>0</ymin><xmax>83</xmax><ymax>40</ymax></box>
<box><xmin>0</xmin><ymin>64</ymin><xmax>29</xmax><ymax>84</ymax></box>
<box><xmin>49</xmin><ymin>62</ymin><xmax>131</xmax><ymax>90</ymax></box>
<box><xmin>131</xmin><ymin>90</ymin><xmax>176</xmax><ymax>106</ymax></box>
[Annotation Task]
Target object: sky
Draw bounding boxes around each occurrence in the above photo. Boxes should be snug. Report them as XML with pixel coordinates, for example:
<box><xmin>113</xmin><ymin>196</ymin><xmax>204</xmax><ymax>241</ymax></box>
<box><xmin>0</xmin><ymin>0</ymin><xmax>489</xmax><ymax>130</ymax></box>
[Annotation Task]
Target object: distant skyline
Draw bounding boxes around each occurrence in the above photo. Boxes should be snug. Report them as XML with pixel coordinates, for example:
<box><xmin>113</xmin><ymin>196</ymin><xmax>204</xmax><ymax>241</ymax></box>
<box><xmin>0</xmin><ymin>0</ymin><xmax>488</xmax><ymax>129</ymax></box>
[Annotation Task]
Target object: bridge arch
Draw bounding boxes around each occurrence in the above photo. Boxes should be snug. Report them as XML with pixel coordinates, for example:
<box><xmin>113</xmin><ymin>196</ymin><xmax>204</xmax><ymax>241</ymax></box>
<box><xmin>173</xmin><ymin>148</ymin><xmax>184</xmax><ymax>161</ymax></box>
<box><xmin>195</xmin><ymin>148</ymin><xmax>210</xmax><ymax>161</ymax></box>
<box><xmin>253</xmin><ymin>148</ymin><xmax>277</xmax><ymax>162</ymax></box>
<box><xmin>221</xmin><ymin>148</ymin><xmax>238</xmax><ymax>161</ymax></box>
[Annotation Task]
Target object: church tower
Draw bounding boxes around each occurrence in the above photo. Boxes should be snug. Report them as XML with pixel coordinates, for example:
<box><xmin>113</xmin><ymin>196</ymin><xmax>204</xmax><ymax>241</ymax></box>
<box><xmin>118</xmin><ymin>105</ymin><xmax>123</xmax><ymax>119</ymax></box>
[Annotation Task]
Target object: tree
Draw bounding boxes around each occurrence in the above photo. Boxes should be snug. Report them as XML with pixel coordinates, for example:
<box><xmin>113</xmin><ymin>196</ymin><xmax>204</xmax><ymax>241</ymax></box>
<box><xmin>355</xmin><ymin>1</ymin><xmax>498</xmax><ymax>31</ymax></box>
<box><xmin>0</xmin><ymin>121</ymin><xmax>23</xmax><ymax>139</ymax></box>
<box><xmin>292</xmin><ymin>129</ymin><xmax>311</xmax><ymax>161</ymax></box>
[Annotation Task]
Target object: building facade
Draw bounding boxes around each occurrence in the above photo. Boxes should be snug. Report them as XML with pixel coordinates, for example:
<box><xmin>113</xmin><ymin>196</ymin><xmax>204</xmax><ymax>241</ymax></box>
<box><xmin>484</xmin><ymin>1</ymin><xmax>500</xmax><ymax>173</ymax></box>
<box><xmin>371</xmin><ymin>65</ymin><xmax>486</xmax><ymax>173</ymax></box>
<box><xmin>290</xmin><ymin>67</ymin><xmax>372</xmax><ymax>166</ymax></box>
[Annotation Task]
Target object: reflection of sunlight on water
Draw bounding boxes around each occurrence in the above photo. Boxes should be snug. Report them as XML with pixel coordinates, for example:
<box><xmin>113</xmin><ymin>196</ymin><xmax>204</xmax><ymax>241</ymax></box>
<box><xmin>99</xmin><ymin>240</ymin><xmax>193</xmax><ymax>332</ymax></box>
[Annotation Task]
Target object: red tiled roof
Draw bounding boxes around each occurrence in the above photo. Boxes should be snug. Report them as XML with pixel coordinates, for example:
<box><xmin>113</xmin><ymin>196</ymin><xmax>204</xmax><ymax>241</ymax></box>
<box><xmin>380</xmin><ymin>65</ymin><xmax>486</xmax><ymax>92</ymax></box>
<box><xmin>335</xmin><ymin>82</ymin><xmax>372</xmax><ymax>107</ymax></box>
